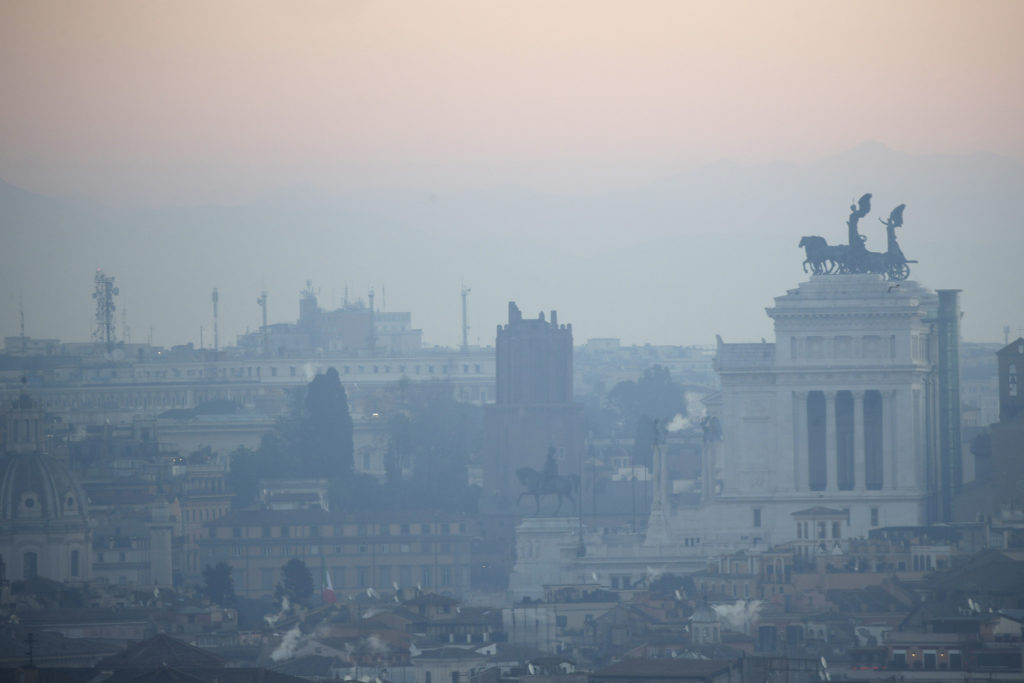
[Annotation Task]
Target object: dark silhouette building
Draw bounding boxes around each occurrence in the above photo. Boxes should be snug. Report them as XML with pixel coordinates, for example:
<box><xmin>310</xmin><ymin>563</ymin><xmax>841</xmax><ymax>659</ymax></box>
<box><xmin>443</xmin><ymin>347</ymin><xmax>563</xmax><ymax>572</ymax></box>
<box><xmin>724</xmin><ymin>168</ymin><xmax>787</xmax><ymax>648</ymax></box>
<box><xmin>483</xmin><ymin>302</ymin><xmax>584</xmax><ymax>507</ymax></box>
<box><xmin>991</xmin><ymin>338</ymin><xmax>1024</xmax><ymax>513</ymax></box>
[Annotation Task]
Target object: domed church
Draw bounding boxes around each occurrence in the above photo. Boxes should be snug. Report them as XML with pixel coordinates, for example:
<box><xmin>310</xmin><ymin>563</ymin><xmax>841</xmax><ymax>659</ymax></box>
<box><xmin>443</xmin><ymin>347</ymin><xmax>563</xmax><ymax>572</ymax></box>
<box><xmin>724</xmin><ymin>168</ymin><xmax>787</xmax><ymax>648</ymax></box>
<box><xmin>0</xmin><ymin>392</ymin><xmax>91</xmax><ymax>582</ymax></box>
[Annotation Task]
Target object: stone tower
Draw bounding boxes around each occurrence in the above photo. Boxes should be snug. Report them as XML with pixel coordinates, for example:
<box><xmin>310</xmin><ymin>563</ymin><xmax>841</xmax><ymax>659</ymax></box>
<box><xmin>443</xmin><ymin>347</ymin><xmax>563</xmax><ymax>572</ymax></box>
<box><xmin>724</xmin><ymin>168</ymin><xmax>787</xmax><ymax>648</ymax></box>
<box><xmin>483</xmin><ymin>302</ymin><xmax>583</xmax><ymax>508</ymax></box>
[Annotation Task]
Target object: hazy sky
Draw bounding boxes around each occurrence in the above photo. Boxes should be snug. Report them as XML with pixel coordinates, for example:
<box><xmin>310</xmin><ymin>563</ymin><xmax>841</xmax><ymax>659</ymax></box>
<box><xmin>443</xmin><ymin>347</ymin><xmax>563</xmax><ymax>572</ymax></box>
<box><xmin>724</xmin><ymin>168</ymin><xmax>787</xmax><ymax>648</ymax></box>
<box><xmin>3</xmin><ymin>1</ymin><xmax>1022</xmax><ymax>205</ymax></box>
<box><xmin>1</xmin><ymin>1</ymin><xmax>1022</xmax><ymax>349</ymax></box>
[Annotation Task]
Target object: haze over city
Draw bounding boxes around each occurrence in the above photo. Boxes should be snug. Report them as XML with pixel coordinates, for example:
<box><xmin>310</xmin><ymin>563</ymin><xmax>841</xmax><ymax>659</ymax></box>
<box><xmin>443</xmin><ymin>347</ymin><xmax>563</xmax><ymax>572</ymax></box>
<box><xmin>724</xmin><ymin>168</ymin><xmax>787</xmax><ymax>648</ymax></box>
<box><xmin>2</xmin><ymin>0</ymin><xmax>1023</xmax><ymax>347</ymax></box>
<box><xmin>4</xmin><ymin>3</ymin><xmax>1024</xmax><ymax>679</ymax></box>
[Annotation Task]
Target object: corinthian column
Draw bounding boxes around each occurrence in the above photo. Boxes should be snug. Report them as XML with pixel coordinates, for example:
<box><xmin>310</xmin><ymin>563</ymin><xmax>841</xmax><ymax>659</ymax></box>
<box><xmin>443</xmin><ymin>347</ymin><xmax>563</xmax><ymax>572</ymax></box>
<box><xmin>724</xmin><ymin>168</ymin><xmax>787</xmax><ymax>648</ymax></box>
<box><xmin>825</xmin><ymin>391</ymin><xmax>837</xmax><ymax>491</ymax></box>
<box><xmin>853</xmin><ymin>390</ymin><xmax>865</xmax><ymax>491</ymax></box>
<box><xmin>794</xmin><ymin>391</ymin><xmax>808</xmax><ymax>492</ymax></box>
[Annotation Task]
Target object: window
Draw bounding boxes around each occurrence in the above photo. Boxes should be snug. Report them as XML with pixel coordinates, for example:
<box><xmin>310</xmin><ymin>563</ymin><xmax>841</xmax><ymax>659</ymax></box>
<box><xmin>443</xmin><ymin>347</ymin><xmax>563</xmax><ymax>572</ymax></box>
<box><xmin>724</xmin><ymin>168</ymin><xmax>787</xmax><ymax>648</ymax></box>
<box><xmin>870</xmin><ymin>507</ymin><xmax>879</xmax><ymax>526</ymax></box>
<box><xmin>70</xmin><ymin>550</ymin><xmax>80</xmax><ymax>577</ymax></box>
<box><xmin>832</xmin><ymin>522</ymin><xmax>841</xmax><ymax>539</ymax></box>
<box><xmin>752</xmin><ymin>508</ymin><xmax>762</xmax><ymax>528</ymax></box>
<box><xmin>23</xmin><ymin>552</ymin><xmax>38</xmax><ymax>579</ymax></box>
<box><xmin>421</xmin><ymin>566</ymin><xmax>432</xmax><ymax>587</ymax></box>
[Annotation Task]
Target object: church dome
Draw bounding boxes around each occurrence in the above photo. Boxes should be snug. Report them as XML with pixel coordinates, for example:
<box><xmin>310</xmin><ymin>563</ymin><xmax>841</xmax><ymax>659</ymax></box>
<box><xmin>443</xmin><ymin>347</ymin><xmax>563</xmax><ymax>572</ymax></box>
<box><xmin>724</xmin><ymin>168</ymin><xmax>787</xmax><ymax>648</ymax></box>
<box><xmin>0</xmin><ymin>451</ymin><xmax>89</xmax><ymax>523</ymax></box>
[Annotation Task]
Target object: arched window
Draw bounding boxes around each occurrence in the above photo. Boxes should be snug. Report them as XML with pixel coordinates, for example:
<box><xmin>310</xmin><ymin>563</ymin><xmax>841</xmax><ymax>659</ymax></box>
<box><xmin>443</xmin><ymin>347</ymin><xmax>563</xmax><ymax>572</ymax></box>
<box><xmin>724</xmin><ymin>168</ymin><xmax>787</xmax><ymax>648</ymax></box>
<box><xmin>70</xmin><ymin>550</ymin><xmax>80</xmax><ymax>577</ymax></box>
<box><xmin>23</xmin><ymin>552</ymin><xmax>38</xmax><ymax>580</ymax></box>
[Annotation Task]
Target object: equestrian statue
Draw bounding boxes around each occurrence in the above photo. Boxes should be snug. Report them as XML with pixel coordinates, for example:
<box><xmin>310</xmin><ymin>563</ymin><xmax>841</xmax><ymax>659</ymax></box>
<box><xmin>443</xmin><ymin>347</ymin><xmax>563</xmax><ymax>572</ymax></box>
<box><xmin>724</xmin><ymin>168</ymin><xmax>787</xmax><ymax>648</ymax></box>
<box><xmin>516</xmin><ymin>447</ymin><xmax>580</xmax><ymax>515</ymax></box>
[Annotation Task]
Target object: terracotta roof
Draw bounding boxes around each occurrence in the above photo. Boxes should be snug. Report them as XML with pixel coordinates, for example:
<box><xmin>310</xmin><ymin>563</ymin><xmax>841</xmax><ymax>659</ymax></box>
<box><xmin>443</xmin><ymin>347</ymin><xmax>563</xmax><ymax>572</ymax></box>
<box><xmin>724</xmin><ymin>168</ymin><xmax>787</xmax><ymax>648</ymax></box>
<box><xmin>593</xmin><ymin>658</ymin><xmax>734</xmax><ymax>680</ymax></box>
<box><xmin>97</xmin><ymin>634</ymin><xmax>224</xmax><ymax>669</ymax></box>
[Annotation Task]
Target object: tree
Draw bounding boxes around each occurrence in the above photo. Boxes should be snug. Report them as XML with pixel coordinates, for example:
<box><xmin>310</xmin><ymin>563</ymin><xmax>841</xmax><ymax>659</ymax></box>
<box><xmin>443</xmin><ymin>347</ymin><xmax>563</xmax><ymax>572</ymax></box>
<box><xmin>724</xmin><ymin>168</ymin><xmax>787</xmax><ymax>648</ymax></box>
<box><xmin>202</xmin><ymin>562</ymin><xmax>235</xmax><ymax>606</ymax></box>
<box><xmin>607</xmin><ymin>365</ymin><xmax>688</xmax><ymax>439</ymax></box>
<box><xmin>381</xmin><ymin>381</ymin><xmax>483</xmax><ymax>511</ymax></box>
<box><xmin>300</xmin><ymin>367</ymin><xmax>354</xmax><ymax>479</ymax></box>
<box><xmin>227</xmin><ymin>368</ymin><xmax>355</xmax><ymax>507</ymax></box>
<box><xmin>649</xmin><ymin>573</ymin><xmax>696</xmax><ymax>600</ymax></box>
<box><xmin>277</xmin><ymin>558</ymin><xmax>314</xmax><ymax>604</ymax></box>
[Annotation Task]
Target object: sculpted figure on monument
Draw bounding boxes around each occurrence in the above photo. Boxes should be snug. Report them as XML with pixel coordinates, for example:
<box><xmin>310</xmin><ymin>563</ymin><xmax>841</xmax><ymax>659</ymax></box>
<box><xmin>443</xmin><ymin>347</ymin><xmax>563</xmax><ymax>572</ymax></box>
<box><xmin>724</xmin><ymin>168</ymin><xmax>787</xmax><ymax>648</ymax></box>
<box><xmin>798</xmin><ymin>193</ymin><xmax>913</xmax><ymax>280</ymax></box>
<box><xmin>517</xmin><ymin>447</ymin><xmax>579</xmax><ymax>515</ymax></box>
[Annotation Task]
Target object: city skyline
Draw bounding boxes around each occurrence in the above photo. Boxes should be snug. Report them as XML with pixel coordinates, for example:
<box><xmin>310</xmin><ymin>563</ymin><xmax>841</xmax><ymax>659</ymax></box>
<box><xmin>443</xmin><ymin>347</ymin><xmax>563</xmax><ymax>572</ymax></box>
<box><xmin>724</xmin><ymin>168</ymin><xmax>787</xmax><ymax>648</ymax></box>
<box><xmin>2</xmin><ymin>1</ymin><xmax>1022</xmax><ymax>348</ymax></box>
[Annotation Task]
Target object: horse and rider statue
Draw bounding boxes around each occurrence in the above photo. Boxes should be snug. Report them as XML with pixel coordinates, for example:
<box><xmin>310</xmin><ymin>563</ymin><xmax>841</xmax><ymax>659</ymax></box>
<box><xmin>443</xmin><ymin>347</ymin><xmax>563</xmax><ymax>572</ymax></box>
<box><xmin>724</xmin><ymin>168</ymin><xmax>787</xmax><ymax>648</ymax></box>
<box><xmin>516</xmin><ymin>447</ymin><xmax>580</xmax><ymax>515</ymax></box>
<box><xmin>799</xmin><ymin>193</ymin><xmax>915</xmax><ymax>281</ymax></box>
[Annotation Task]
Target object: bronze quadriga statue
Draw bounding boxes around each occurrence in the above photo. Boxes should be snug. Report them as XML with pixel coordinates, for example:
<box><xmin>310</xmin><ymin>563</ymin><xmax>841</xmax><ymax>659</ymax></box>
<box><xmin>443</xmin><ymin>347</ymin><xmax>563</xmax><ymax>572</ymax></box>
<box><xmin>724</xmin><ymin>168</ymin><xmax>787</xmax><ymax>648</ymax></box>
<box><xmin>800</xmin><ymin>193</ymin><xmax>915</xmax><ymax>281</ymax></box>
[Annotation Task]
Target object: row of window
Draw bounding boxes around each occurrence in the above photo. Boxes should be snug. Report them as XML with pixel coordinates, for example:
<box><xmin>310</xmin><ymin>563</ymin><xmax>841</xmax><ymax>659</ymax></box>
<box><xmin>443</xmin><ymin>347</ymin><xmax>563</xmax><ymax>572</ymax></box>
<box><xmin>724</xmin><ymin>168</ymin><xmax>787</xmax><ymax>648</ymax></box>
<box><xmin>791</xmin><ymin>334</ymin><xmax>906</xmax><ymax>361</ymax></box>
<box><xmin>253</xmin><ymin>564</ymin><xmax>462</xmax><ymax>590</ymax></box>
<box><xmin>220</xmin><ymin>541</ymin><xmax>467</xmax><ymax>556</ymax></box>
<box><xmin>796</xmin><ymin>520</ymin><xmax>843</xmax><ymax>540</ymax></box>
<box><xmin>223</xmin><ymin>522</ymin><xmax>467</xmax><ymax>539</ymax></box>
<box><xmin>14</xmin><ymin>549</ymin><xmax>81</xmax><ymax>579</ymax></box>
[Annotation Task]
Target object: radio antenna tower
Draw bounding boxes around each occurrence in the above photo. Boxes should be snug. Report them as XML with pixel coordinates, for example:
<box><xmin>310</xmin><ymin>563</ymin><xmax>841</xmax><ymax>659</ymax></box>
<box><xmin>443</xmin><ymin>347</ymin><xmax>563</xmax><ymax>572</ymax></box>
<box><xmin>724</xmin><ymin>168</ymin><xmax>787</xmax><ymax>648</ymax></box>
<box><xmin>461</xmin><ymin>285</ymin><xmax>471</xmax><ymax>352</ymax></box>
<box><xmin>211</xmin><ymin>288</ymin><xmax>220</xmax><ymax>352</ymax></box>
<box><xmin>92</xmin><ymin>270</ymin><xmax>119</xmax><ymax>350</ymax></box>
<box><xmin>257</xmin><ymin>291</ymin><xmax>268</xmax><ymax>330</ymax></box>
<box><xmin>257</xmin><ymin>290</ymin><xmax>268</xmax><ymax>353</ymax></box>
<box><xmin>18</xmin><ymin>290</ymin><xmax>25</xmax><ymax>352</ymax></box>
<box><xmin>122</xmin><ymin>304</ymin><xmax>131</xmax><ymax>344</ymax></box>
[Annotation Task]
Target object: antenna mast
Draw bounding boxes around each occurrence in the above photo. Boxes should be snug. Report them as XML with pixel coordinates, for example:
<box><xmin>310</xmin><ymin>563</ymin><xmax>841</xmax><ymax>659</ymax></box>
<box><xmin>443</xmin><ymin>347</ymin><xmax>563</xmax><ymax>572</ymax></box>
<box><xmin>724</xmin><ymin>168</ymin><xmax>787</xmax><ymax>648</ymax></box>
<box><xmin>257</xmin><ymin>290</ymin><xmax>268</xmax><ymax>354</ymax></box>
<box><xmin>461</xmin><ymin>285</ymin><xmax>471</xmax><ymax>352</ymax></box>
<box><xmin>91</xmin><ymin>270</ymin><xmax>119</xmax><ymax>351</ymax></box>
<box><xmin>211</xmin><ymin>288</ymin><xmax>219</xmax><ymax>352</ymax></box>
<box><xmin>18</xmin><ymin>290</ymin><xmax>25</xmax><ymax>352</ymax></box>
<box><xmin>257</xmin><ymin>290</ymin><xmax>268</xmax><ymax>330</ymax></box>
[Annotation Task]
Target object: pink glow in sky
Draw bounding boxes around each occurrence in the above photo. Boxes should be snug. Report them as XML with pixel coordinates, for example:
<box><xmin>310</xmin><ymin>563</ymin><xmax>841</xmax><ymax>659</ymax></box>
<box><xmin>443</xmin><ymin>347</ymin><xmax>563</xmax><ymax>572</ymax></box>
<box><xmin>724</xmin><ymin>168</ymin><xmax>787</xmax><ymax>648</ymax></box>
<box><xmin>2</xmin><ymin>0</ymin><xmax>1023</xmax><ymax>205</ymax></box>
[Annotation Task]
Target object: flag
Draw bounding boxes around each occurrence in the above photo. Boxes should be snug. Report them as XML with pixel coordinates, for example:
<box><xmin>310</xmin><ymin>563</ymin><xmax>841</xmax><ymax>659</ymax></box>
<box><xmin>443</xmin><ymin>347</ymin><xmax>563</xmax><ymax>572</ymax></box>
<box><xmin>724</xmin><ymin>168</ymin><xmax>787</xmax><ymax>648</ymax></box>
<box><xmin>321</xmin><ymin>556</ymin><xmax>336</xmax><ymax>604</ymax></box>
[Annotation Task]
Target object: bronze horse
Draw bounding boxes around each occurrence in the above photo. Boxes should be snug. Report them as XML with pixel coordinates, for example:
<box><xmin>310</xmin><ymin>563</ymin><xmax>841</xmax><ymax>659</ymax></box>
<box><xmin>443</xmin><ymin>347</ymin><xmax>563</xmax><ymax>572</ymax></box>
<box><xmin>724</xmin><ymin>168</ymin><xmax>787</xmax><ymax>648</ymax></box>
<box><xmin>516</xmin><ymin>467</ymin><xmax>579</xmax><ymax>514</ymax></box>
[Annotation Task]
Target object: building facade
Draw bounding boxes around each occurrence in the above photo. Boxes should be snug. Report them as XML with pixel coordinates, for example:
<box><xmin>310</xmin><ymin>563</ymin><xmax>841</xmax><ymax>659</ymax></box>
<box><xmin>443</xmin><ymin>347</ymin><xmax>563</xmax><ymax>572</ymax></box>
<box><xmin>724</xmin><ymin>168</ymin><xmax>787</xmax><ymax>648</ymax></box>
<box><xmin>199</xmin><ymin>509</ymin><xmax>475</xmax><ymax>598</ymax></box>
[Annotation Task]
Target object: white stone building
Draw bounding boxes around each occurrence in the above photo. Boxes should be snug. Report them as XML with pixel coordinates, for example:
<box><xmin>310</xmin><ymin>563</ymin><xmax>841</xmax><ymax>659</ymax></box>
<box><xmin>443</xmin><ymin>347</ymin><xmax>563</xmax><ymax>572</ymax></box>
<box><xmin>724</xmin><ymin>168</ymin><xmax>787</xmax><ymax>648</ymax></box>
<box><xmin>510</xmin><ymin>273</ymin><xmax>959</xmax><ymax>598</ymax></box>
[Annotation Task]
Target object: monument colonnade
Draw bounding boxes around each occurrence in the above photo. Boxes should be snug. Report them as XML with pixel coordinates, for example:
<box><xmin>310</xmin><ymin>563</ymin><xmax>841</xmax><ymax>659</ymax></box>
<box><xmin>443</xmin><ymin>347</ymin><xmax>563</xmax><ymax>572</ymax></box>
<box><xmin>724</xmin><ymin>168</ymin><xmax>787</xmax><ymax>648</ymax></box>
<box><xmin>792</xmin><ymin>387</ymin><xmax>899</xmax><ymax>493</ymax></box>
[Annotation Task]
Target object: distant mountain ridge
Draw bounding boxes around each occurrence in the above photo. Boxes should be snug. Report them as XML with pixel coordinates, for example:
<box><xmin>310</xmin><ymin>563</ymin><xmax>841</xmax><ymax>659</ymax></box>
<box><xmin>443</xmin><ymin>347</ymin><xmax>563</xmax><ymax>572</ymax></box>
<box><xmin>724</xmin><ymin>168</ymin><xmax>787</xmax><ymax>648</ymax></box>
<box><xmin>1</xmin><ymin>143</ymin><xmax>1020</xmax><ymax>347</ymax></box>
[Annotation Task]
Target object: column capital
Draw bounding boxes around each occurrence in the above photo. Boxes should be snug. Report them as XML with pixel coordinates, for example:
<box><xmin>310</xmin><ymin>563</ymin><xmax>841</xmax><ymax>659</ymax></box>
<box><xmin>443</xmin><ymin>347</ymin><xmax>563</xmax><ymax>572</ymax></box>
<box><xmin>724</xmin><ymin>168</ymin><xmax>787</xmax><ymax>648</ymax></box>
<box><xmin>851</xmin><ymin>389</ymin><xmax>866</xmax><ymax>399</ymax></box>
<box><xmin>794</xmin><ymin>390</ymin><xmax>809</xmax><ymax>400</ymax></box>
